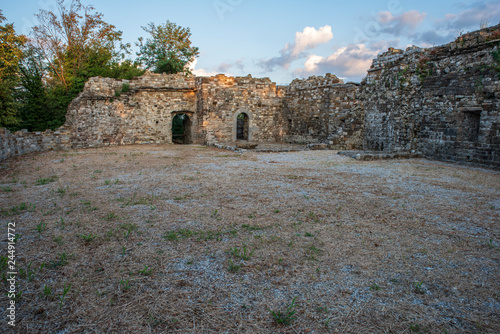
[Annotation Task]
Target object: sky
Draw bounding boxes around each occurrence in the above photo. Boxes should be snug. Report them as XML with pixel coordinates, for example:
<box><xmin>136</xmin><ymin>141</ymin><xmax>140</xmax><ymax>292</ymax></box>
<box><xmin>2</xmin><ymin>0</ymin><xmax>500</xmax><ymax>84</ymax></box>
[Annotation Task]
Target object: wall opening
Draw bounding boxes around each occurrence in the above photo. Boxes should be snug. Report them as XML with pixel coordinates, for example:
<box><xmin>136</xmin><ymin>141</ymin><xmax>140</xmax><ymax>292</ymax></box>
<box><xmin>172</xmin><ymin>113</ymin><xmax>192</xmax><ymax>144</ymax></box>
<box><xmin>461</xmin><ymin>110</ymin><xmax>481</xmax><ymax>142</ymax></box>
<box><xmin>236</xmin><ymin>113</ymin><xmax>249</xmax><ymax>140</ymax></box>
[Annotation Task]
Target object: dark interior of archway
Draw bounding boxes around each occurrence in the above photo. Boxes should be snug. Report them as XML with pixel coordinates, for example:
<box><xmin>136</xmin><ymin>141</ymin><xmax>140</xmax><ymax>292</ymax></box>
<box><xmin>172</xmin><ymin>114</ymin><xmax>191</xmax><ymax>144</ymax></box>
<box><xmin>236</xmin><ymin>113</ymin><xmax>249</xmax><ymax>140</ymax></box>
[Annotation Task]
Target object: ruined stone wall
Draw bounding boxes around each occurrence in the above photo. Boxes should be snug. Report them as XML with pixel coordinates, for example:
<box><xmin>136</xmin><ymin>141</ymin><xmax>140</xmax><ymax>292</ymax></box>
<box><xmin>0</xmin><ymin>127</ymin><xmax>71</xmax><ymax>161</ymax></box>
<box><xmin>1</xmin><ymin>25</ymin><xmax>499</xmax><ymax>168</ymax></box>
<box><xmin>362</xmin><ymin>25</ymin><xmax>500</xmax><ymax>168</ymax></box>
<box><xmin>284</xmin><ymin>74</ymin><xmax>364</xmax><ymax>149</ymax></box>
<box><xmin>195</xmin><ymin>74</ymin><xmax>286</xmax><ymax>144</ymax></box>
<box><xmin>65</xmin><ymin>73</ymin><xmax>197</xmax><ymax>148</ymax></box>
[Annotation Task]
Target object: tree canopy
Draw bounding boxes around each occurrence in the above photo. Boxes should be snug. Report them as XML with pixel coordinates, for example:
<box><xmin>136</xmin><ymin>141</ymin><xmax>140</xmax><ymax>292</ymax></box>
<box><xmin>0</xmin><ymin>1</ymin><xmax>199</xmax><ymax>132</ymax></box>
<box><xmin>136</xmin><ymin>21</ymin><xmax>199</xmax><ymax>74</ymax></box>
<box><xmin>0</xmin><ymin>10</ymin><xmax>27</xmax><ymax>128</ymax></box>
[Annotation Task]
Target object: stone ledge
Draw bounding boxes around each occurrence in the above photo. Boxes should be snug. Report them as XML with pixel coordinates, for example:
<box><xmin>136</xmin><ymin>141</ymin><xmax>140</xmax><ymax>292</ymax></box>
<box><xmin>338</xmin><ymin>151</ymin><xmax>423</xmax><ymax>161</ymax></box>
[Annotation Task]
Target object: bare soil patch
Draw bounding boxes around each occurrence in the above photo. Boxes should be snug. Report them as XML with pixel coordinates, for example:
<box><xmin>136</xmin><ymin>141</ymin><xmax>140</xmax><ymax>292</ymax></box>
<box><xmin>1</xmin><ymin>144</ymin><xmax>499</xmax><ymax>333</ymax></box>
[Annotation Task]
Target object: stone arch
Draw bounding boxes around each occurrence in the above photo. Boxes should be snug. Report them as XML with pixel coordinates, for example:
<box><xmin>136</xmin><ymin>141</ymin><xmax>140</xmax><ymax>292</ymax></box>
<box><xmin>171</xmin><ymin>111</ymin><xmax>194</xmax><ymax>144</ymax></box>
<box><xmin>233</xmin><ymin>110</ymin><xmax>253</xmax><ymax>141</ymax></box>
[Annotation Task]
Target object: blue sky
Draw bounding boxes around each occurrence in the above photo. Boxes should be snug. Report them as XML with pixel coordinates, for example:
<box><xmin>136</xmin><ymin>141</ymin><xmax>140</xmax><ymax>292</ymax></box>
<box><xmin>2</xmin><ymin>0</ymin><xmax>500</xmax><ymax>84</ymax></box>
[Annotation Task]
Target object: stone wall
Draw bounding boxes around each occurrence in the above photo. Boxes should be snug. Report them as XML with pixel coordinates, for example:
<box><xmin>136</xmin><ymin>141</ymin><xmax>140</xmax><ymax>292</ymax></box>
<box><xmin>284</xmin><ymin>74</ymin><xmax>364</xmax><ymax>149</ymax></box>
<box><xmin>362</xmin><ymin>24</ymin><xmax>500</xmax><ymax>168</ymax></box>
<box><xmin>196</xmin><ymin>74</ymin><xmax>286</xmax><ymax>144</ymax></box>
<box><xmin>1</xmin><ymin>24</ymin><xmax>499</xmax><ymax>168</ymax></box>
<box><xmin>65</xmin><ymin>73</ymin><xmax>197</xmax><ymax>148</ymax></box>
<box><xmin>0</xmin><ymin>127</ymin><xmax>71</xmax><ymax>161</ymax></box>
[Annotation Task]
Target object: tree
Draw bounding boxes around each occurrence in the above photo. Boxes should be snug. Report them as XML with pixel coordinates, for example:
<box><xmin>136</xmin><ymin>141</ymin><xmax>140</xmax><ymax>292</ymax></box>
<box><xmin>15</xmin><ymin>45</ymin><xmax>62</xmax><ymax>132</ymax></box>
<box><xmin>136</xmin><ymin>21</ymin><xmax>199</xmax><ymax>74</ymax></box>
<box><xmin>0</xmin><ymin>10</ymin><xmax>27</xmax><ymax>128</ymax></box>
<box><xmin>31</xmin><ymin>0</ymin><xmax>124</xmax><ymax>91</ymax></box>
<box><xmin>23</xmin><ymin>0</ymin><xmax>143</xmax><ymax>131</ymax></box>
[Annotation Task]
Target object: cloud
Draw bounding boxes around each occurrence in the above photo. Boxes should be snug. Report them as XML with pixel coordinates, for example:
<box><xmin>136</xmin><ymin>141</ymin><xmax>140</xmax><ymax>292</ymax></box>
<box><xmin>187</xmin><ymin>58</ymin><xmax>218</xmax><ymax>77</ymax></box>
<box><xmin>442</xmin><ymin>1</ymin><xmax>500</xmax><ymax>31</ymax></box>
<box><xmin>258</xmin><ymin>25</ymin><xmax>333</xmax><ymax>71</ymax></box>
<box><xmin>294</xmin><ymin>43</ymin><xmax>382</xmax><ymax>80</ymax></box>
<box><xmin>412</xmin><ymin>1</ymin><xmax>500</xmax><ymax>46</ymax></box>
<box><xmin>293</xmin><ymin>25</ymin><xmax>333</xmax><ymax>55</ymax></box>
<box><xmin>376</xmin><ymin>10</ymin><xmax>427</xmax><ymax>36</ymax></box>
<box><xmin>215</xmin><ymin>58</ymin><xmax>245</xmax><ymax>73</ymax></box>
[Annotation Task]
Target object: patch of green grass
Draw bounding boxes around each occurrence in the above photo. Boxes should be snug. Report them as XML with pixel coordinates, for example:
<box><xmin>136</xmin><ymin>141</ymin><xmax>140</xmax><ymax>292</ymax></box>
<box><xmin>409</xmin><ymin>324</ymin><xmax>426</xmax><ymax>332</ymax></box>
<box><xmin>120</xmin><ymin>223</ymin><xmax>138</xmax><ymax>239</ymax></box>
<box><xmin>227</xmin><ymin>259</ymin><xmax>242</xmax><ymax>273</ymax></box>
<box><xmin>43</xmin><ymin>285</ymin><xmax>52</xmax><ymax>298</ymax></box>
<box><xmin>119</xmin><ymin>193</ymin><xmax>158</xmax><ymax>207</ymax></box>
<box><xmin>163</xmin><ymin>231</ymin><xmax>179</xmax><ymax>241</ymax></box>
<box><xmin>138</xmin><ymin>265</ymin><xmax>152</xmax><ymax>276</ymax></box>
<box><xmin>36</xmin><ymin>176</ymin><xmax>58</xmax><ymax>185</ymax></box>
<box><xmin>53</xmin><ymin>236</ymin><xmax>64</xmax><ymax>245</ymax></box>
<box><xmin>370</xmin><ymin>283</ymin><xmax>381</xmax><ymax>291</ymax></box>
<box><xmin>79</xmin><ymin>233</ymin><xmax>98</xmax><ymax>242</ymax></box>
<box><xmin>413</xmin><ymin>281</ymin><xmax>425</xmax><ymax>294</ymax></box>
<box><xmin>59</xmin><ymin>283</ymin><xmax>71</xmax><ymax>309</ymax></box>
<box><xmin>119</xmin><ymin>278</ymin><xmax>130</xmax><ymax>291</ymax></box>
<box><xmin>2</xmin><ymin>186</ymin><xmax>13</xmax><ymax>192</ymax></box>
<box><xmin>228</xmin><ymin>245</ymin><xmax>255</xmax><ymax>260</ymax></box>
<box><xmin>485</xmin><ymin>239</ymin><xmax>499</xmax><ymax>250</ymax></box>
<box><xmin>106</xmin><ymin>212</ymin><xmax>119</xmax><ymax>221</ymax></box>
<box><xmin>35</xmin><ymin>222</ymin><xmax>47</xmax><ymax>233</ymax></box>
<box><xmin>163</xmin><ymin>228</ymin><xmax>234</xmax><ymax>242</ymax></box>
<box><xmin>1</xmin><ymin>202</ymin><xmax>35</xmax><ymax>216</ymax></box>
<box><xmin>57</xmin><ymin>218</ymin><xmax>66</xmax><ymax>230</ymax></box>
<box><xmin>270</xmin><ymin>297</ymin><xmax>297</xmax><ymax>326</ymax></box>
<box><xmin>242</xmin><ymin>224</ymin><xmax>263</xmax><ymax>231</ymax></box>
<box><xmin>50</xmin><ymin>252</ymin><xmax>71</xmax><ymax>268</ymax></box>
<box><xmin>81</xmin><ymin>200</ymin><xmax>98</xmax><ymax>212</ymax></box>
<box><xmin>0</xmin><ymin>256</ymin><xmax>8</xmax><ymax>271</ymax></box>
<box><xmin>19</xmin><ymin>261</ymin><xmax>36</xmax><ymax>282</ymax></box>
<box><xmin>56</xmin><ymin>186</ymin><xmax>68</xmax><ymax>197</ymax></box>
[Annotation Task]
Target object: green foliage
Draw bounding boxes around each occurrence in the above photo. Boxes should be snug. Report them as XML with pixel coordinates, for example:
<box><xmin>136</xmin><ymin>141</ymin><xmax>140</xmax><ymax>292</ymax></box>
<box><xmin>36</xmin><ymin>176</ymin><xmax>58</xmax><ymax>185</ymax></box>
<box><xmin>50</xmin><ymin>252</ymin><xmax>70</xmax><ymax>268</ymax></box>
<box><xmin>492</xmin><ymin>49</ymin><xmax>500</xmax><ymax>76</ymax></box>
<box><xmin>136</xmin><ymin>21</ymin><xmax>199</xmax><ymax>74</ymax></box>
<box><xmin>59</xmin><ymin>283</ymin><xmax>71</xmax><ymax>308</ymax></box>
<box><xmin>4</xmin><ymin>2</ymin><xmax>144</xmax><ymax>132</ymax></box>
<box><xmin>270</xmin><ymin>297</ymin><xmax>297</xmax><ymax>326</ymax></box>
<box><xmin>138</xmin><ymin>265</ymin><xmax>152</xmax><ymax>276</ymax></box>
<box><xmin>43</xmin><ymin>285</ymin><xmax>52</xmax><ymax>298</ymax></box>
<box><xmin>228</xmin><ymin>245</ymin><xmax>254</xmax><ymax>260</ymax></box>
<box><xmin>78</xmin><ymin>233</ymin><xmax>98</xmax><ymax>242</ymax></box>
<box><xmin>0</xmin><ymin>10</ymin><xmax>27</xmax><ymax>128</ymax></box>
<box><xmin>227</xmin><ymin>259</ymin><xmax>242</xmax><ymax>273</ymax></box>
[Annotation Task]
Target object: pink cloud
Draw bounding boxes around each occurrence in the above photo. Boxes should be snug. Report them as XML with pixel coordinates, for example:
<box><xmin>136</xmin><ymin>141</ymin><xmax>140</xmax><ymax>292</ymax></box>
<box><xmin>376</xmin><ymin>10</ymin><xmax>427</xmax><ymax>36</ymax></box>
<box><xmin>295</xmin><ymin>43</ymin><xmax>382</xmax><ymax>79</ymax></box>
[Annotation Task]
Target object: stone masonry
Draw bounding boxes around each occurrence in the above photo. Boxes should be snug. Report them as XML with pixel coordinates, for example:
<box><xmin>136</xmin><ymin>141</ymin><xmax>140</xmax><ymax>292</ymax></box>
<box><xmin>1</xmin><ymin>24</ymin><xmax>499</xmax><ymax>168</ymax></box>
<box><xmin>362</xmin><ymin>25</ymin><xmax>500</xmax><ymax>167</ymax></box>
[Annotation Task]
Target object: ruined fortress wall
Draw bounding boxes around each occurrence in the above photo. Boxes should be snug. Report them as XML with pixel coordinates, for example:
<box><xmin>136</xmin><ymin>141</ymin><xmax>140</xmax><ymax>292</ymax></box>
<box><xmin>362</xmin><ymin>25</ymin><xmax>500</xmax><ymax>168</ymax></box>
<box><xmin>284</xmin><ymin>74</ymin><xmax>364</xmax><ymax>149</ymax></box>
<box><xmin>1</xmin><ymin>25</ymin><xmax>499</xmax><ymax>168</ymax></box>
<box><xmin>65</xmin><ymin>73</ymin><xmax>197</xmax><ymax>148</ymax></box>
<box><xmin>0</xmin><ymin>127</ymin><xmax>71</xmax><ymax>161</ymax></box>
<box><xmin>195</xmin><ymin>74</ymin><xmax>286</xmax><ymax>144</ymax></box>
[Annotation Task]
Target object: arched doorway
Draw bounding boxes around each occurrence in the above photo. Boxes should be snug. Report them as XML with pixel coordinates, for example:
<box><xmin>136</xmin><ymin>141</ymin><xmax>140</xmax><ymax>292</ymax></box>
<box><xmin>236</xmin><ymin>113</ymin><xmax>249</xmax><ymax>140</ymax></box>
<box><xmin>172</xmin><ymin>113</ymin><xmax>192</xmax><ymax>144</ymax></box>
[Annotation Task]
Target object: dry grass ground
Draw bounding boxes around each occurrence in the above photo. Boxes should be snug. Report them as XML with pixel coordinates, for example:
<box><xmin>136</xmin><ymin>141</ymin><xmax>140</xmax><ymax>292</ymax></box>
<box><xmin>0</xmin><ymin>144</ymin><xmax>499</xmax><ymax>333</ymax></box>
